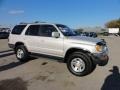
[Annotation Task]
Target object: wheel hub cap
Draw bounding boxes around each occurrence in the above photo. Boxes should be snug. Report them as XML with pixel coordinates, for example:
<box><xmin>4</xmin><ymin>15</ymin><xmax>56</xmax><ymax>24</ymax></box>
<box><xmin>71</xmin><ymin>58</ymin><xmax>85</xmax><ymax>72</ymax></box>
<box><xmin>17</xmin><ymin>49</ymin><xmax>24</xmax><ymax>59</ymax></box>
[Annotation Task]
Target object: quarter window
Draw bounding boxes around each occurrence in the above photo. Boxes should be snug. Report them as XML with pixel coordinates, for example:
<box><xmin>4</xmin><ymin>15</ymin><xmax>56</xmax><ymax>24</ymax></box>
<box><xmin>12</xmin><ymin>25</ymin><xmax>26</xmax><ymax>35</ymax></box>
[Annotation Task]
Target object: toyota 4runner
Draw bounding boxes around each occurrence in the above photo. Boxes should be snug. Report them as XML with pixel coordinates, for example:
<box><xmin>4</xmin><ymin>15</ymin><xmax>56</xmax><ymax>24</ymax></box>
<box><xmin>8</xmin><ymin>22</ymin><xmax>109</xmax><ymax>76</ymax></box>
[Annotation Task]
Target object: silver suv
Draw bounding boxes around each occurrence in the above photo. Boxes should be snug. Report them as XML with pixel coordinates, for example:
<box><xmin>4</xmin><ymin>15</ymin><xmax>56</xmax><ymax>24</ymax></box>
<box><xmin>8</xmin><ymin>22</ymin><xmax>109</xmax><ymax>76</ymax></box>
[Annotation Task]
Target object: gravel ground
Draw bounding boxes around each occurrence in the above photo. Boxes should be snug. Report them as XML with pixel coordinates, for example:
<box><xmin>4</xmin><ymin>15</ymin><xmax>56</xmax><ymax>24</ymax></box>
<box><xmin>0</xmin><ymin>37</ymin><xmax>120</xmax><ymax>90</ymax></box>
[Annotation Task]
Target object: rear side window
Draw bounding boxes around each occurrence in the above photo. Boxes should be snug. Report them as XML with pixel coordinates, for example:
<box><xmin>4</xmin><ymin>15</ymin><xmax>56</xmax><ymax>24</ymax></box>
<box><xmin>12</xmin><ymin>25</ymin><xmax>26</xmax><ymax>35</ymax></box>
<box><xmin>25</xmin><ymin>25</ymin><xmax>40</xmax><ymax>36</ymax></box>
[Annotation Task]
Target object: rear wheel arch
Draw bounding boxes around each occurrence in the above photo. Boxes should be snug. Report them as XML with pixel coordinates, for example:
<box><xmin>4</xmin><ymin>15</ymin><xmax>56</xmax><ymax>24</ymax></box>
<box><xmin>15</xmin><ymin>42</ymin><xmax>24</xmax><ymax>47</ymax></box>
<box><xmin>14</xmin><ymin>42</ymin><xmax>28</xmax><ymax>52</ymax></box>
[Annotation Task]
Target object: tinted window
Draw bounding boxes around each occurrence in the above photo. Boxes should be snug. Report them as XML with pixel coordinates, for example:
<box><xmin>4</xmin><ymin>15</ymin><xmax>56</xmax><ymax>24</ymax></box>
<box><xmin>25</xmin><ymin>25</ymin><xmax>40</xmax><ymax>36</ymax></box>
<box><xmin>39</xmin><ymin>25</ymin><xmax>57</xmax><ymax>37</ymax></box>
<box><xmin>12</xmin><ymin>25</ymin><xmax>26</xmax><ymax>35</ymax></box>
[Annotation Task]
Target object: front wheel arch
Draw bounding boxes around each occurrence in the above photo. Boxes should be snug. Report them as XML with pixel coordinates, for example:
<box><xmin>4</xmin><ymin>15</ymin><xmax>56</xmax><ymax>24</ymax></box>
<box><xmin>64</xmin><ymin>48</ymin><xmax>90</xmax><ymax>63</ymax></box>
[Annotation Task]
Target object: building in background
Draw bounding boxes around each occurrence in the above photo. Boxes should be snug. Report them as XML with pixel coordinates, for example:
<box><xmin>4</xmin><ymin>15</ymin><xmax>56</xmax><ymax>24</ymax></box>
<box><xmin>75</xmin><ymin>27</ymin><xmax>107</xmax><ymax>33</ymax></box>
<box><xmin>82</xmin><ymin>27</ymin><xmax>107</xmax><ymax>33</ymax></box>
<box><xmin>108</xmin><ymin>28</ymin><xmax>119</xmax><ymax>34</ymax></box>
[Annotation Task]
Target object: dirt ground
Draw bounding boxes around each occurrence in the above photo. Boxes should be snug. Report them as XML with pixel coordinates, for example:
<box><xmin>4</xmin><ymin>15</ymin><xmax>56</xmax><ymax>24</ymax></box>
<box><xmin>0</xmin><ymin>36</ymin><xmax>120</xmax><ymax>90</ymax></box>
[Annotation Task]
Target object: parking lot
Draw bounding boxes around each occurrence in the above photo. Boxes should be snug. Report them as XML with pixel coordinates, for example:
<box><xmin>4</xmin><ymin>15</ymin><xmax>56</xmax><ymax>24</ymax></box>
<box><xmin>0</xmin><ymin>37</ymin><xmax>120</xmax><ymax>90</ymax></box>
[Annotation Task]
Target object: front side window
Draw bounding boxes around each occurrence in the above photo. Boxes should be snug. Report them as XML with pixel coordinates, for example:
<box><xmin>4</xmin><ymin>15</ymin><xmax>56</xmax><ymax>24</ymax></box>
<box><xmin>39</xmin><ymin>25</ymin><xmax>58</xmax><ymax>37</ymax></box>
<box><xmin>56</xmin><ymin>24</ymin><xmax>76</xmax><ymax>36</ymax></box>
<box><xmin>25</xmin><ymin>25</ymin><xmax>40</xmax><ymax>36</ymax></box>
<box><xmin>12</xmin><ymin>25</ymin><xmax>26</xmax><ymax>35</ymax></box>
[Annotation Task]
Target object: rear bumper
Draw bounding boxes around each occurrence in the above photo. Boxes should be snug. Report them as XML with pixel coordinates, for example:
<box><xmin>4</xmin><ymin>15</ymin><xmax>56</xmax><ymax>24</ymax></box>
<box><xmin>91</xmin><ymin>52</ymin><xmax>109</xmax><ymax>66</ymax></box>
<box><xmin>8</xmin><ymin>44</ymin><xmax>15</xmax><ymax>49</ymax></box>
<box><xmin>0</xmin><ymin>35</ymin><xmax>9</xmax><ymax>39</ymax></box>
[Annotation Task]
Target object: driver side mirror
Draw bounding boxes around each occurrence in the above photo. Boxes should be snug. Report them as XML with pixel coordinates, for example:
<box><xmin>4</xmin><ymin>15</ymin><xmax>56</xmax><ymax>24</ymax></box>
<box><xmin>52</xmin><ymin>32</ymin><xmax>60</xmax><ymax>38</ymax></box>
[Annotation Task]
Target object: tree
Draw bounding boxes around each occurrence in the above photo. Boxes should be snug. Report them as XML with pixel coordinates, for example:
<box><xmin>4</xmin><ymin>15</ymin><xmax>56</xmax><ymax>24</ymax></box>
<box><xmin>105</xmin><ymin>18</ymin><xmax>120</xmax><ymax>28</ymax></box>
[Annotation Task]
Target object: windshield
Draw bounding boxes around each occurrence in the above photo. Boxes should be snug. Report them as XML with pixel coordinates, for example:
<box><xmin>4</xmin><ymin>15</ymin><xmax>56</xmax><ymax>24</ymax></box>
<box><xmin>56</xmin><ymin>24</ymin><xmax>76</xmax><ymax>36</ymax></box>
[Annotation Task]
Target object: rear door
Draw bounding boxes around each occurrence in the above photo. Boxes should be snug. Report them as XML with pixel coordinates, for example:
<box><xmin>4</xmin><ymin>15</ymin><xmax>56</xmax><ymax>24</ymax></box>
<box><xmin>24</xmin><ymin>25</ymin><xmax>43</xmax><ymax>52</ymax></box>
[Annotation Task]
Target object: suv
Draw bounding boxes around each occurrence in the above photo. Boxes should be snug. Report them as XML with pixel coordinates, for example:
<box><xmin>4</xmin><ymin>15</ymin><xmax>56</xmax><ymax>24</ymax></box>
<box><xmin>8</xmin><ymin>22</ymin><xmax>109</xmax><ymax>76</ymax></box>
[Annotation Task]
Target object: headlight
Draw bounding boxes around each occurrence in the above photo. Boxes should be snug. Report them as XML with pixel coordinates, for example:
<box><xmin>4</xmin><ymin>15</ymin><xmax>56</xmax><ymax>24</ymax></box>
<box><xmin>95</xmin><ymin>45</ymin><xmax>103</xmax><ymax>52</ymax></box>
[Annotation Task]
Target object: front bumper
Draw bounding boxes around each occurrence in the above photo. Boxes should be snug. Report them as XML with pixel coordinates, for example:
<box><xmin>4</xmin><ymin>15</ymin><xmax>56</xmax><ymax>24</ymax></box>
<box><xmin>91</xmin><ymin>52</ymin><xmax>109</xmax><ymax>66</ymax></box>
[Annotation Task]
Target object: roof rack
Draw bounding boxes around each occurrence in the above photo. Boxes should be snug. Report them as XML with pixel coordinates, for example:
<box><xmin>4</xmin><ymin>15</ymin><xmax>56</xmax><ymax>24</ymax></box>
<box><xmin>34</xmin><ymin>21</ymin><xmax>47</xmax><ymax>23</ymax></box>
<box><xmin>19</xmin><ymin>21</ymin><xmax>47</xmax><ymax>24</ymax></box>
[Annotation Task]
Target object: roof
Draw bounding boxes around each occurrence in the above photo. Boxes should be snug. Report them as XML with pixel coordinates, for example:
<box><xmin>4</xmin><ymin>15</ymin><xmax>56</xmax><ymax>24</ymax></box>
<box><xmin>19</xmin><ymin>22</ymin><xmax>59</xmax><ymax>25</ymax></box>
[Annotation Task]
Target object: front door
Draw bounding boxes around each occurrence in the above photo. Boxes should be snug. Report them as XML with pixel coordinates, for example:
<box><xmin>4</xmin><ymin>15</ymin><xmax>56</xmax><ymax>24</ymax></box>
<box><xmin>38</xmin><ymin>25</ymin><xmax>64</xmax><ymax>57</ymax></box>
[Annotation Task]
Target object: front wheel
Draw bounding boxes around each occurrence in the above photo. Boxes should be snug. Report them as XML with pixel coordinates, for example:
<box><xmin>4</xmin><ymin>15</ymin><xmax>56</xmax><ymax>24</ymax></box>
<box><xmin>67</xmin><ymin>52</ymin><xmax>95</xmax><ymax>76</ymax></box>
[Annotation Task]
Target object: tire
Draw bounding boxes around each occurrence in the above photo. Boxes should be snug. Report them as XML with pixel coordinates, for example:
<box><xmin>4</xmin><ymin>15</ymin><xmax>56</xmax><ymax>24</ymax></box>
<box><xmin>67</xmin><ymin>51</ymin><xmax>95</xmax><ymax>76</ymax></box>
<box><xmin>15</xmin><ymin>45</ymin><xmax>29</xmax><ymax>62</ymax></box>
<box><xmin>90</xmin><ymin>63</ymin><xmax>96</xmax><ymax>73</ymax></box>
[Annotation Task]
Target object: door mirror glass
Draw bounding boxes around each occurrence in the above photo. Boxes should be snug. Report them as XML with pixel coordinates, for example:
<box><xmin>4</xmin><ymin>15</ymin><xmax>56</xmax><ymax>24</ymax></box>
<box><xmin>52</xmin><ymin>32</ymin><xmax>60</xmax><ymax>38</ymax></box>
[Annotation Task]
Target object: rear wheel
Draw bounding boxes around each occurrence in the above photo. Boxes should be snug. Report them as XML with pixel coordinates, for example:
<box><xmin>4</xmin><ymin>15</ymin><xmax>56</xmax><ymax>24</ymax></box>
<box><xmin>67</xmin><ymin>51</ymin><xmax>95</xmax><ymax>76</ymax></box>
<box><xmin>15</xmin><ymin>45</ymin><xmax>29</xmax><ymax>62</ymax></box>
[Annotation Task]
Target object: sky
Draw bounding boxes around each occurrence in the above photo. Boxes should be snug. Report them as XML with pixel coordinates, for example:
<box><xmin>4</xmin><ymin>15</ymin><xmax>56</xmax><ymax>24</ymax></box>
<box><xmin>0</xmin><ymin>0</ymin><xmax>120</xmax><ymax>28</ymax></box>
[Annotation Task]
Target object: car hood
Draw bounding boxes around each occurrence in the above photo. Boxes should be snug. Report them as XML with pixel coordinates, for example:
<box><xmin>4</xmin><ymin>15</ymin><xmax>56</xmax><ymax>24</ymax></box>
<box><xmin>66</xmin><ymin>36</ymin><xmax>102</xmax><ymax>45</ymax></box>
